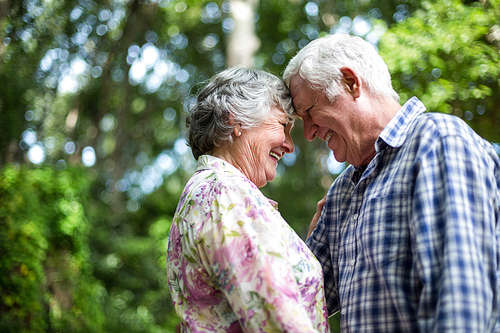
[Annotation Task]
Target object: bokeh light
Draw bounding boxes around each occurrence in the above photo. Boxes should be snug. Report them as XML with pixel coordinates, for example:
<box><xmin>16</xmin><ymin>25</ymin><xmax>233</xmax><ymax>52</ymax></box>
<box><xmin>27</xmin><ymin>143</ymin><xmax>45</xmax><ymax>165</ymax></box>
<box><xmin>82</xmin><ymin>146</ymin><xmax>96</xmax><ymax>167</ymax></box>
<box><xmin>327</xmin><ymin>151</ymin><xmax>346</xmax><ymax>175</ymax></box>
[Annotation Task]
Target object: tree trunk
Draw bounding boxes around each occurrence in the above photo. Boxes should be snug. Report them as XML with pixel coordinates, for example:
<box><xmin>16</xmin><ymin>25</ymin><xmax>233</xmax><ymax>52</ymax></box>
<box><xmin>0</xmin><ymin>0</ymin><xmax>9</xmax><ymax>21</ymax></box>
<box><xmin>226</xmin><ymin>0</ymin><xmax>260</xmax><ymax>68</ymax></box>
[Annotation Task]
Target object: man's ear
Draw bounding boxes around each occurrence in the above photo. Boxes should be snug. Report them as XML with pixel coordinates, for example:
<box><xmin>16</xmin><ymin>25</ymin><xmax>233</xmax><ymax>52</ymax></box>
<box><xmin>340</xmin><ymin>67</ymin><xmax>361</xmax><ymax>98</ymax></box>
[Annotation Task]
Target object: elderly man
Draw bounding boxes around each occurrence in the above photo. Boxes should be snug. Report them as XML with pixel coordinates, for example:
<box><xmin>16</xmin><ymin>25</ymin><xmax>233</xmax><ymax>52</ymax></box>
<box><xmin>283</xmin><ymin>33</ymin><xmax>500</xmax><ymax>332</ymax></box>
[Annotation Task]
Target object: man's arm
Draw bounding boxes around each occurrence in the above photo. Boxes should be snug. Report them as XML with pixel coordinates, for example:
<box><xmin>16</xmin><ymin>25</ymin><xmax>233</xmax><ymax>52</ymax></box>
<box><xmin>411</xmin><ymin>134</ymin><xmax>500</xmax><ymax>332</ymax></box>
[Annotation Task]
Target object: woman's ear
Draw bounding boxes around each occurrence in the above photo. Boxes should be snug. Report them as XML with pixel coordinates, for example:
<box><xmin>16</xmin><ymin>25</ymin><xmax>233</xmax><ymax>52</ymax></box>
<box><xmin>340</xmin><ymin>67</ymin><xmax>361</xmax><ymax>98</ymax></box>
<box><xmin>233</xmin><ymin>124</ymin><xmax>242</xmax><ymax>137</ymax></box>
<box><xmin>228</xmin><ymin>113</ymin><xmax>242</xmax><ymax>137</ymax></box>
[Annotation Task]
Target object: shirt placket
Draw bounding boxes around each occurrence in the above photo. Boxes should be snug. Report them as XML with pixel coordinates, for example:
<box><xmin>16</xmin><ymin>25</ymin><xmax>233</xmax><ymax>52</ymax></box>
<box><xmin>339</xmin><ymin>180</ymin><xmax>365</xmax><ymax>332</ymax></box>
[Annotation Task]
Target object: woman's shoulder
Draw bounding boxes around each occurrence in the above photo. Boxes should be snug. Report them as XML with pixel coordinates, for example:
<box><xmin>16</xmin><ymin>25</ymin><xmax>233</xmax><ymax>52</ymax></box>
<box><xmin>196</xmin><ymin>155</ymin><xmax>258</xmax><ymax>189</ymax></box>
<box><xmin>180</xmin><ymin>160</ymin><xmax>262</xmax><ymax>211</ymax></box>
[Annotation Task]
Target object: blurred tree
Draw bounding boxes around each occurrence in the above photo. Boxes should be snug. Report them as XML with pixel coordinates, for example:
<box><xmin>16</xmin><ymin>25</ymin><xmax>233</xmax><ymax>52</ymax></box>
<box><xmin>226</xmin><ymin>0</ymin><xmax>260</xmax><ymax>67</ymax></box>
<box><xmin>379</xmin><ymin>0</ymin><xmax>500</xmax><ymax>144</ymax></box>
<box><xmin>0</xmin><ymin>165</ymin><xmax>105</xmax><ymax>332</ymax></box>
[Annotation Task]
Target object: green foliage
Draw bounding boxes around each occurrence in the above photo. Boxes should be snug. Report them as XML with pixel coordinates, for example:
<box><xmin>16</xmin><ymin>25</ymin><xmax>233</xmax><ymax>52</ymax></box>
<box><xmin>0</xmin><ymin>0</ymin><xmax>73</xmax><ymax>163</ymax></box>
<box><xmin>97</xmin><ymin>215</ymin><xmax>178</xmax><ymax>332</ymax></box>
<box><xmin>0</xmin><ymin>164</ymin><xmax>180</xmax><ymax>332</ymax></box>
<box><xmin>379</xmin><ymin>0</ymin><xmax>500</xmax><ymax>143</ymax></box>
<box><xmin>0</xmin><ymin>165</ymin><xmax>105</xmax><ymax>332</ymax></box>
<box><xmin>87</xmin><ymin>173</ymin><xmax>182</xmax><ymax>332</ymax></box>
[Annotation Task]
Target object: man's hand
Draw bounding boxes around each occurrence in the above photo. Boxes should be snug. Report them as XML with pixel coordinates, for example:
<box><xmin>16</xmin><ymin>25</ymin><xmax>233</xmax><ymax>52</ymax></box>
<box><xmin>307</xmin><ymin>196</ymin><xmax>326</xmax><ymax>238</ymax></box>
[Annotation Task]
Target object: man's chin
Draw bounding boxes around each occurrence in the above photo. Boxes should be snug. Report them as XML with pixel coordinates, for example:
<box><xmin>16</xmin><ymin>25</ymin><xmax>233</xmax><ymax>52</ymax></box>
<box><xmin>331</xmin><ymin>150</ymin><xmax>347</xmax><ymax>164</ymax></box>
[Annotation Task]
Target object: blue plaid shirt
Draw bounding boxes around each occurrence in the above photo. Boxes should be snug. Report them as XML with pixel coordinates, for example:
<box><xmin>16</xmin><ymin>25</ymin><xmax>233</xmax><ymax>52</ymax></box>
<box><xmin>307</xmin><ymin>97</ymin><xmax>500</xmax><ymax>332</ymax></box>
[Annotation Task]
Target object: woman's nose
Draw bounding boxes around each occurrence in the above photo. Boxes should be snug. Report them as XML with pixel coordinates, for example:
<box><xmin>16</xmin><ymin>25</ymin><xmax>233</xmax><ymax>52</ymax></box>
<box><xmin>283</xmin><ymin>131</ymin><xmax>294</xmax><ymax>153</ymax></box>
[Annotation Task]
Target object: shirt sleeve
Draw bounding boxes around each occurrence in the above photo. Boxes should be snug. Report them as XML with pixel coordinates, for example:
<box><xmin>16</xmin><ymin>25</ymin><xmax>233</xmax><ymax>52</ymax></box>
<box><xmin>411</xmin><ymin>134</ymin><xmax>500</xmax><ymax>332</ymax></box>
<box><xmin>199</xmin><ymin>181</ymin><xmax>321</xmax><ymax>333</ymax></box>
<box><xmin>306</xmin><ymin>193</ymin><xmax>339</xmax><ymax>317</ymax></box>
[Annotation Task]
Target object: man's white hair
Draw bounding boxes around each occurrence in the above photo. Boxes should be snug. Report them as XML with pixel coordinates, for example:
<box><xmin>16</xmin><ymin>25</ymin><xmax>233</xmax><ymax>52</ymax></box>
<box><xmin>283</xmin><ymin>34</ymin><xmax>399</xmax><ymax>103</ymax></box>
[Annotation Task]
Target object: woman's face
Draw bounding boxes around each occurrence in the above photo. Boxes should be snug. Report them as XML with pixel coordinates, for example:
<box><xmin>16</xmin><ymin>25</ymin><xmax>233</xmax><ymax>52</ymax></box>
<box><xmin>234</xmin><ymin>107</ymin><xmax>294</xmax><ymax>188</ymax></box>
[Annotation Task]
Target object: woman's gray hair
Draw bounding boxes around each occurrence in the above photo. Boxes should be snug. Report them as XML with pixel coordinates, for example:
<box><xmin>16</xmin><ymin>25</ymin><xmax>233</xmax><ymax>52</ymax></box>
<box><xmin>187</xmin><ymin>67</ymin><xmax>294</xmax><ymax>160</ymax></box>
<box><xmin>283</xmin><ymin>34</ymin><xmax>399</xmax><ymax>103</ymax></box>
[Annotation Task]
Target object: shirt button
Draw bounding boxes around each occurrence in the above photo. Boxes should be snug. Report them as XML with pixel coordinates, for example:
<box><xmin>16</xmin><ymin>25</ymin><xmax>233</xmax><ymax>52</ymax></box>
<box><xmin>353</xmin><ymin>214</ymin><xmax>358</xmax><ymax>220</ymax></box>
<box><xmin>350</xmin><ymin>259</ymin><xmax>355</xmax><ymax>266</ymax></box>
<box><xmin>341</xmin><ymin>308</ymin><xmax>346</xmax><ymax>315</ymax></box>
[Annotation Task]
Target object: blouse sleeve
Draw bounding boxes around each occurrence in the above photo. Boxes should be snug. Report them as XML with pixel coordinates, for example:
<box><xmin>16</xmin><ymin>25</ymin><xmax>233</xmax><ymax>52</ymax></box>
<box><xmin>198</xmin><ymin>180</ymin><xmax>320</xmax><ymax>333</ymax></box>
<box><xmin>306</xmin><ymin>195</ymin><xmax>338</xmax><ymax>317</ymax></box>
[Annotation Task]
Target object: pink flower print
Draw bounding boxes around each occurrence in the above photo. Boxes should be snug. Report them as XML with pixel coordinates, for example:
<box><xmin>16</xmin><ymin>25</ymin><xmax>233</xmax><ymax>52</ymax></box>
<box><xmin>190</xmin><ymin>186</ymin><xmax>207</xmax><ymax>206</ymax></box>
<box><xmin>211</xmin><ymin>159</ymin><xmax>223</xmax><ymax>169</ymax></box>
<box><xmin>267</xmin><ymin>199</ymin><xmax>278</xmax><ymax>209</ymax></box>
<box><xmin>211</xmin><ymin>232</ymin><xmax>260</xmax><ymax>288</ymax></box>
<box><xmin>241</xmin><ymin>197</ymin><xmax>260</xmax><ymax>220</ymax></box>
<box><xmin>176</xmin><ymin>191</ymin><xmax>190</xmax><ymax>212</ymax></box>
<box><xmin>212</xmin><ymin>262</ymin><xmax>236</xmax><ymax>293</ymax></box>
<box><xmin>167</xmin><ymin>224</ymin><xmax>182</xmax><ymax>261</ymax></box>
<box><xmin>232</xmin><ymin>235</ymin><xmax>261</xmax><ymax>281</ymax></box>
<box><xmin>234</xmin><ymin>197</ymin><xmax>272</xmax><ymax>226</ymax></box>
<box><xmin>261</xmin><ymin>260</ymin><xmax>299</xmax><ymax>301</ymax></box>
<box><xmin>226</xmin><ymin>320</ymin><xmax>244</xmax><ymax>333</ymax></box>
<box><xmin>181</xmin><ymin>258</ymin><xmax>223</xmax><ymax>310</ymax></box>
<box><xmin>299</xmin><ymin>277</ymin><xmax>318</xmax><ymax>304</ymax></box>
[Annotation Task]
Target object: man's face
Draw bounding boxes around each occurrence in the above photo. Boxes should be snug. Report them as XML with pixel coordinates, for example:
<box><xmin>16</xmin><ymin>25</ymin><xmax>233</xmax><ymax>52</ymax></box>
<box><xmin>289</xmin><ymin>74</ymin><xmax>365</xmax><ymax>166</ymax></box>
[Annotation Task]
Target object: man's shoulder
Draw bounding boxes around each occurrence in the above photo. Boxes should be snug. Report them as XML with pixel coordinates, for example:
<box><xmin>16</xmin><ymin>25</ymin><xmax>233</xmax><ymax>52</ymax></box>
<box><xmin>402</xmin><ymin>111</ymin><xmax>485</xmax><ymax>148</ymax></box>
<box><xmin>420</xmin><ymin>112</ymin><xmax>472</xmax><ymax>137</ymax></box>
<box><xmin>394</xmin><ymin>97</ymin><xmax>472</xmax><ymax>140</ymax></box>
<box><xmin>408</xmin><ymin>112</ymin><xmax>498</xmax><ymax>161</ymax></box>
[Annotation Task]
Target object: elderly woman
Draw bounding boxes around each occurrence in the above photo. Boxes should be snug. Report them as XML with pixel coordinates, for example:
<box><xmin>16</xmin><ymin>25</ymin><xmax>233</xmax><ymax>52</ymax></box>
<box><xmin>166</xmin><ymin>67</ymin><xmax>329</xmax><ymax>332</ymax></box>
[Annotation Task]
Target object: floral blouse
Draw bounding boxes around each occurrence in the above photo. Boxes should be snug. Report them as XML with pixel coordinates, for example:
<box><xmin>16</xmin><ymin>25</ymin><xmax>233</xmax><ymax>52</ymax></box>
<box><xmin>166</xmin><ymin>155</ymin><xmax>329</xmax><ymax>332</ymax></box>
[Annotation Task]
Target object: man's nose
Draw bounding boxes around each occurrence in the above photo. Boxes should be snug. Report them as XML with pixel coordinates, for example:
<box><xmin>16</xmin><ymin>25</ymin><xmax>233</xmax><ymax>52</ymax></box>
<box><xmin>303</xmin><ymin>117</ymin><xmax>317</xmax><ymax>141</ymax></box>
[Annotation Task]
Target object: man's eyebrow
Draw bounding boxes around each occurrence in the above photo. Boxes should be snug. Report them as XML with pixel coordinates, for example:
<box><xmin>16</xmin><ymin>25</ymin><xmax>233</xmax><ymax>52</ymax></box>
<box><xmin>292</xmin><ymin>99</ymin><xmax>302</xmax><ymax>112</ymax></box>
<box><xmin>295</xmin><ymin>105</ymin><xmax>310</xmax><ymax>116</ymax></box>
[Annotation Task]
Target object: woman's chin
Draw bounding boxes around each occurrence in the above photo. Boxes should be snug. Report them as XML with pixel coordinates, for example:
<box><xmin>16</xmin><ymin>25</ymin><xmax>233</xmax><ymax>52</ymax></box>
<box><xmin>265</xmin><ymin>174</ymin><xmax>276</xmax><ymax>186</ymax></box>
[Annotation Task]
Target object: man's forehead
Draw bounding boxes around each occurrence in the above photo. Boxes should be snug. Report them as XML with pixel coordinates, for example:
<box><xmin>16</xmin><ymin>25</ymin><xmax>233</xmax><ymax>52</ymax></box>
<box><xmin>289</xmin><ymin>74</ymin><xmax>305</xmax><ymax>95</ymax></box>
<box><xmin>289</xmin><ymin>75</ymin><xmax>309</xmax><ymax>106</ymax></box>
